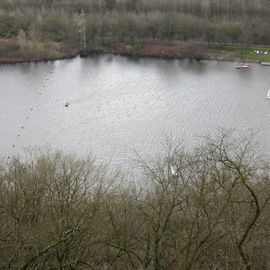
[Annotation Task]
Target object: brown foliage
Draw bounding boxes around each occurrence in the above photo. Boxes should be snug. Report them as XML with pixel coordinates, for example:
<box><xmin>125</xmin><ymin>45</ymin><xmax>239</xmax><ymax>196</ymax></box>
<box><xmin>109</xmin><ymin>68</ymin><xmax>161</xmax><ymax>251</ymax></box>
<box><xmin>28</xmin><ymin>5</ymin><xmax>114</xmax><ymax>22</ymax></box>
<box><xmin>0</xmin><ymin>132</ymin><xmax>270</xmax><ymax>269</ymax></box>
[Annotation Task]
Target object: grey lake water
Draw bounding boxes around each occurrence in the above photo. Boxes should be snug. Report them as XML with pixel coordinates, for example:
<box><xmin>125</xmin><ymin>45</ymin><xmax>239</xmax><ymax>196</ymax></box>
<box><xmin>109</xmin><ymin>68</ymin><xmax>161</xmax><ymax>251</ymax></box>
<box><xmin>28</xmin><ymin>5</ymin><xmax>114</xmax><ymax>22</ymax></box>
<box><xmin>1</xmin><ymin>55</ymin><xmax>270</xmax><ymax>165</ymax></box>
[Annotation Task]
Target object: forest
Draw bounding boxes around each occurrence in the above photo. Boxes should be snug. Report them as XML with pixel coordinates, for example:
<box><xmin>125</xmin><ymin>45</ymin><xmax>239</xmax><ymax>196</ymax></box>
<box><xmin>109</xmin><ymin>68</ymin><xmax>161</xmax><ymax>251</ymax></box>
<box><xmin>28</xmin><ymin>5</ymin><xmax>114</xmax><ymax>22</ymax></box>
<box><xmin>0</xmin><ymin>132</ymin><xmax>270</xmax><ymax>269</ymax></box>
<box><xmin>1</xmin><ymin>0</ymin><xmax>270</xmax><ymax>61</ymax></box>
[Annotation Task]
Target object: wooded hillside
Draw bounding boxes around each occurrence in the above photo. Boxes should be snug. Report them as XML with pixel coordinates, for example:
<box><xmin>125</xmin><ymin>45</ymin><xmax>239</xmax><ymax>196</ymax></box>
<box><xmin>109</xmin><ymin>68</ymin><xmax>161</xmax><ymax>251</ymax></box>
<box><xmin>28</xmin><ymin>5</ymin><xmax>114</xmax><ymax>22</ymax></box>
<box><xmin>1</xmin><ymin>132</ymin><xmax>270</xmax><ymax>269</ymax></box>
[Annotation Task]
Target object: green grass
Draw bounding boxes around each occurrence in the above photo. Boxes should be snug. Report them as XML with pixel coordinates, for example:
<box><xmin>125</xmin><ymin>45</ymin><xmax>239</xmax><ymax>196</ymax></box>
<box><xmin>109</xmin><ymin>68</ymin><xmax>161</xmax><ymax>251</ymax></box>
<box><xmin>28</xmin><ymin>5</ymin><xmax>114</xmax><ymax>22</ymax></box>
<box><xmin>208</xmin><ymin>44</ymin><xmax>241</xmax><ymax>52</ymax></box>
<box><xmin>244</xmin><ymin>47</ymin><xmax>270</xmax><ymax>62</ymax></box>
<box><xmin>208</xmin><ymin>44</ymin><xmax>270</xmax><ymax>62</ymax></box>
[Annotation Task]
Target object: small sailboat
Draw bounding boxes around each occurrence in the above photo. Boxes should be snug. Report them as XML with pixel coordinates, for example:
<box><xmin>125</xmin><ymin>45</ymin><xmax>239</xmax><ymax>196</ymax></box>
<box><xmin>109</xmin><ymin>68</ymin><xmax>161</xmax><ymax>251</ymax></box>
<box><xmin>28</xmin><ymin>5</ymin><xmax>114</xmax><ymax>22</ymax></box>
<box><xmin>236</xmin><ymin>63</ymin><xmax>251</xmax><ymax>69</ymax></box>
<box><xmin>236</xmin><ymin>53</ymin><xmax>251</xmax><ymax>69</ymax></box>
<box><xmin>267</xmin><ymin>90</ymin><xmax>270</xmax><ymax>99</ymax></box>
<box><xmin>241</xmin><ymin>63</ymin><xmax>251</xmax><ymax>69</ymax></box>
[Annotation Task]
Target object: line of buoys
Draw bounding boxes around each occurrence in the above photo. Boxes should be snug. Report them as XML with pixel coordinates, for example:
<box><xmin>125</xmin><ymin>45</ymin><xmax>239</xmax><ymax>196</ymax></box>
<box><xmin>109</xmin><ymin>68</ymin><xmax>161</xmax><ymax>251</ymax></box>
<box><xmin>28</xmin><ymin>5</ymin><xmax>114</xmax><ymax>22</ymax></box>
<box><xmin>9</xmin><ymin>66</ymin><xmax>57</xmax><ymax>160</ymax></box>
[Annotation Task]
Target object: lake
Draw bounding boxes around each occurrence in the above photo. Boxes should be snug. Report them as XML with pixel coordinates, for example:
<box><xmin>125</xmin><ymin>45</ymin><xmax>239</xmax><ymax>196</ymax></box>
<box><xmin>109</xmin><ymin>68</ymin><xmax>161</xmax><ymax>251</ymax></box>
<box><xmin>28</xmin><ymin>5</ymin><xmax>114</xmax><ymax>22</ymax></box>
<box><xmin>1</xmin><ymin>55</ymin><xmax>270</xmax><ymax>166</ymax></box>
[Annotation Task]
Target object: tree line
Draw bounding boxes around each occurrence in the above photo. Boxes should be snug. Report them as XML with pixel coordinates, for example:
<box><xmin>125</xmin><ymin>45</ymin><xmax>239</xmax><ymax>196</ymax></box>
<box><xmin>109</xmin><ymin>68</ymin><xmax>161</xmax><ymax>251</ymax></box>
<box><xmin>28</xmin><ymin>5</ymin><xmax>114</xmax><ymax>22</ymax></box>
<box><xmin>1</xmin><ymin>131</ymin><xmax>270</xmax><ymax>269</ymax></box>
<box><xmin>0</xmin><ymin>0</ymin><xmax>270</xmax><ymax>60</ymax></box>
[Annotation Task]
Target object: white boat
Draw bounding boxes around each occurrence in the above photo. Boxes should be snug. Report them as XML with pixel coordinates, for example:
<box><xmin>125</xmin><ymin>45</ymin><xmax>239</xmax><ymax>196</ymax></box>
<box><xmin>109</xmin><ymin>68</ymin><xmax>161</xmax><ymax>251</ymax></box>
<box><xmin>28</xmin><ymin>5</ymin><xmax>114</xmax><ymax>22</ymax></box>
<box><xmin>267</xmin><ymin>90</ymin><xmax>270</xmax><ymax>99</ymax></box>
<box><xmin>236</xmin><ymin>63</ymin><xmax>251</xmax><ymax>69</ymax></box>
<box><xmin>241</xmin><ymin>64</ymin><xmax>251</xmax><ymax>68</ymax></box>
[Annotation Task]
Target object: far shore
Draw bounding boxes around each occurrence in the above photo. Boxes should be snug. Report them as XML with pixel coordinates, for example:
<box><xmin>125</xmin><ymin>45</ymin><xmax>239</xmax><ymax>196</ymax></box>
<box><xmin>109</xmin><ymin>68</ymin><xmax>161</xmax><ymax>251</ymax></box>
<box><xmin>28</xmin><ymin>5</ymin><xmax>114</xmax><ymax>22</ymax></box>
<box><xmin>0</xmin><ymin>54</ymin><xmax>77</xmax><ymax>65</ymax></box>
<box><xmin>1</xmin><ymin>40</ymin><xmax>270</xmax><ymax>65</ymax></box>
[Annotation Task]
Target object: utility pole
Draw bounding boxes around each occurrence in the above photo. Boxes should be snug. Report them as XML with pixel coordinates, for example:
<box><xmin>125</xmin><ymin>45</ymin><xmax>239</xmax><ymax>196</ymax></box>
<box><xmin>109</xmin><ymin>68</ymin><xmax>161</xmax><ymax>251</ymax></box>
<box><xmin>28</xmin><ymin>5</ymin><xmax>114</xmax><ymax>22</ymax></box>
<box><xmin>77</xmin><ymin>10</ymin><xmax>87</xmax><ymax>57</ymax></box>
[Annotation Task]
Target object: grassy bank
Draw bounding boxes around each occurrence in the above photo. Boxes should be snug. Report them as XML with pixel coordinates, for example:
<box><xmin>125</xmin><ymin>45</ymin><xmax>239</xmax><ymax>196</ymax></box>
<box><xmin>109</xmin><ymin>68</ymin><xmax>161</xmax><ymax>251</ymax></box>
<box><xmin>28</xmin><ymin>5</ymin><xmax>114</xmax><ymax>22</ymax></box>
<box><xmin>208</xmin><ymin>43</ymin><xmax>270</xmax><ymax>62</ymax></box>
<box><xmin>1</xmin><ymin>37</ymin><xmax>270</xmax><ymax>64</ymax></box>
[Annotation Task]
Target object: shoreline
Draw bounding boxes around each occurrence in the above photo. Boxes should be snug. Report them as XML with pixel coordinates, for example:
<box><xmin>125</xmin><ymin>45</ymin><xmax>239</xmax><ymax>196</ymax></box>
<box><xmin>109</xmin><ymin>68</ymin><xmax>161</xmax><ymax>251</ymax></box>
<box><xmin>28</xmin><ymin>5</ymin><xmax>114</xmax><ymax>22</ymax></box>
<box><xmin>0</xmin><ymin>53</ymin><xmax>78</xmax><ymax>65</ymax></box>
<box><xmin>0</xmin><ymin>42</ymin><xmax>268</xmax><ymax>65</ymax></box>
<box><xmin>0</xmin><ymin>52</ymin><xmax>246</xmax><ymax>65</ymax></box>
